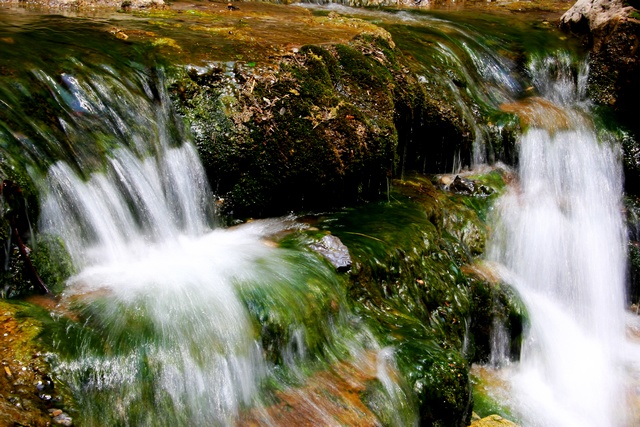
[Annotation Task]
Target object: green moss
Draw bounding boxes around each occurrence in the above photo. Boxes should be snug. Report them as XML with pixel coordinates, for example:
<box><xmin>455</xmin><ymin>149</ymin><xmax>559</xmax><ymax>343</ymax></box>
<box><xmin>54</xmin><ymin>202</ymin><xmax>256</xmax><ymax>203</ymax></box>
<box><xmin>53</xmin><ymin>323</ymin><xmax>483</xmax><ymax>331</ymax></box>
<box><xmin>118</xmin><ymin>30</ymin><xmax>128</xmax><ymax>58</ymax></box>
<box><xmin>236</xmin><ymin>249</ymin><xmax>348</xmax><ymax>365</ymax></box>
<box><xmin>334</xmin><ymin>43</ymin><xmax>392</xmax><ymax>92</ymax></box>
<box><xmin>467</xmin><ymin>170</ymin><xmax>507</xmax><ymax>193</ymax></box>
<box><xmin>0</xmin><ymin>300</ymin><xmax>77</xmax><ymax>421</ymax></box>
<box><xmin>132</xmin><ymin>9</ymin><xmax>179</xmax><ymax>19</ymax></box>
<box><xmin>272</xmin><ymin>172</ymin><xmax>521</xmax><ymax>425</ymax></box>
<box><xmin>467</xmin><ymin>275</ymin><xmax>525</xmax><ymax>364</ymax></box>
<box><xmin>30</xmin><ymin>235</ymin><xmax>75</xmax><ymax>295</ymax></box>
<box><xmin>470</xmin><ymin>371</ymin><xmax>514</xmax><ymax>420</ymax></box>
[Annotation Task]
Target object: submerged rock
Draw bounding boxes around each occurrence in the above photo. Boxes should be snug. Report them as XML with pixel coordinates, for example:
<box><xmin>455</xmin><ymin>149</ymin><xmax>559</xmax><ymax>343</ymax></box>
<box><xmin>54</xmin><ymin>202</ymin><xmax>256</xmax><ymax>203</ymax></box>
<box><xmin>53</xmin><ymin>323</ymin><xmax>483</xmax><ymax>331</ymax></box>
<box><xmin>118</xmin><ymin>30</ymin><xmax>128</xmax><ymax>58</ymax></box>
<box><xmin>52</xmin><ymin>411</ymin><xmax>73</xmax><ymax>426</ymax></box>
<box><xmin>240</xmin><ymin>350</ymin><xmax>398</xmax><ymax>426</ymax></box>
<box><xmin>310</xmin><ymin>234</ymin><xmax>352</xmax><ymax>272</ymax></box>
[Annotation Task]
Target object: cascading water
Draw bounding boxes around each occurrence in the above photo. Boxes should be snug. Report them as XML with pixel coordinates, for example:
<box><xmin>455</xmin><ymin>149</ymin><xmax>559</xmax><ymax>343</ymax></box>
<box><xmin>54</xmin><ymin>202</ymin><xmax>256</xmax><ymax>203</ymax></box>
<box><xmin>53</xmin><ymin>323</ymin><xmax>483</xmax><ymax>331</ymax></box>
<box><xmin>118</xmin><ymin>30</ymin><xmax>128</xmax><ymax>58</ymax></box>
<box><xmin>34</xmin><ymin>69</ymin><xmax>415</xmax><ymax>426</ymax></box>
<box><xmin>40</xmin><ymin>140</ymin><xmax>267</xmax><ymax>424</ymax></box>
<box><xmin>487</xmin><ymin>52</ymin><xmax>634</xmax><ymax>426</ymax></box>
<box><xmin>5</xmin><ymin>6</ymin><xmax>640</xmax><ymax>426</ymax></box>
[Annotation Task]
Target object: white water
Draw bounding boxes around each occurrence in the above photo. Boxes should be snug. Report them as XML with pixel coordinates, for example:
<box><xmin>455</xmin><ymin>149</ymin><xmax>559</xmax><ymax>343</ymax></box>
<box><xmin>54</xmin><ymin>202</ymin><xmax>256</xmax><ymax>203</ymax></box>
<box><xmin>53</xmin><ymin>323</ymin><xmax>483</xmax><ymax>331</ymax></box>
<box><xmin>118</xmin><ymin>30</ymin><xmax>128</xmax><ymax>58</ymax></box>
<box><xmin>40</xmin><ymin>144</ymin><xmax>215</xmax><ymax>268</ymax></box>
<box><xmin>487</xmin><ymin>53</ymin><xmax>635</xmax><ymax>426</ymax></box>
<box><xmin>40</xmin><ymin>142</ymin><xmax>282</xmax><ymax>424</ymax></box>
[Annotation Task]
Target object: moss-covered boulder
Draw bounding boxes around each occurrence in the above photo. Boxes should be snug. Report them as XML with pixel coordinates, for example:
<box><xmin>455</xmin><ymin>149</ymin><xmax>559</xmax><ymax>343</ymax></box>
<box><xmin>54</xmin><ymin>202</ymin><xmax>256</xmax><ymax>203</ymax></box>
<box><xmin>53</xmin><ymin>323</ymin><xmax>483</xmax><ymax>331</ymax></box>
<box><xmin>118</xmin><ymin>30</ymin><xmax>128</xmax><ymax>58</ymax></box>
<box><xmin>626</xmin><ymin>195</ymin><xmax>640</xmax><ymax>303</ymax></box>
<box><xmin>464</xmin><ymin>265</ymin><xmax>525</xmax><ymax>364</ymax></box>
<box><xmin>281</xmin><ymin>170</ymin><xmax>519</xmax><ymax>427</ymax></box>
<box><xmin>169</xmin><ymin>35</ymin><xmax>400</xmax><ymax>217</ymax></box>
<box><xmin>169</xmin><ymin>31</ymin><xmax>476</xmax><ymax>217</ymax></box>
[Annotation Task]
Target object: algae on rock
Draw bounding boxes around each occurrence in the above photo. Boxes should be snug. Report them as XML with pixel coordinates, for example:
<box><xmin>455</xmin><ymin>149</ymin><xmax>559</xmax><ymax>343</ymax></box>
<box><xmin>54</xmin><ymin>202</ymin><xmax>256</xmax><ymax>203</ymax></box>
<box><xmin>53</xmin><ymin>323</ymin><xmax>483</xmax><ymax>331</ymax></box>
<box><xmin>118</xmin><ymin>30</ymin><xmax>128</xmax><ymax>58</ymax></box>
<box><xmin>0</xmin><ymin>300</ymin><xmax>74</xmax><ymax>426</ymax></box>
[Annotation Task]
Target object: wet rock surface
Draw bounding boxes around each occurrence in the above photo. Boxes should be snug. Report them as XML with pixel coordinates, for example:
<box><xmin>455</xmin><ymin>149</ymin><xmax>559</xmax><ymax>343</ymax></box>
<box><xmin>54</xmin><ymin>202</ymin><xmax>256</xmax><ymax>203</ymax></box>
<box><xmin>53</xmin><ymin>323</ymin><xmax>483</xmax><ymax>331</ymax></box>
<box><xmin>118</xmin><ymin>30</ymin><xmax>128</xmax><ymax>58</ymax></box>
<box><xmin>1</xmin><ymin>0</ymin><xmax>163</xmax><ymax>9</ymax></box>
<box><xmin>0</xmin><ymin>2</ymin><xmax>593</xmax><ymax>425</ymax></box>
<box><xmin>310</xmin><ymin>234</ymin><xmax>352</xmax><ymax>272</ymax></box>
<box><xmin>240</xmin><ymin>351</ymin><xmax>393</xmax><ymax>426</ymax></box>
<box><xmin>168</xmin><ymin>28</ymin><xmax>483</xmax><ymax>217</ymax></box>
<box><xmin>470</xmin><ymin>414</ymin><xmax>520</xmax><ymax>426</ymax></box>
<box><xmin>293</xmin><ymin>170</ymin><xmax>512</xmax><ymax>427</ymax></box>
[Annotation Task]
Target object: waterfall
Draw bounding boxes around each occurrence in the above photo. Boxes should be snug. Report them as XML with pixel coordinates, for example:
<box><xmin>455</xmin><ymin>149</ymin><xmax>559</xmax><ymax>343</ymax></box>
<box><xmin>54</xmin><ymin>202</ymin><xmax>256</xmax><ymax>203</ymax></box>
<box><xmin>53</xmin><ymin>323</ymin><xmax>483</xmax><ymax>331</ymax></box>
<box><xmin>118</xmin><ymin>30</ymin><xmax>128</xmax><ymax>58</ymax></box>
<box><xmin>5</xmin><ymin>7</ymin><xmax>640</xmax><ymax>426</ymax></box>
<box><xmin>27</xmin><ymin>63</ymin><xmax>265</xmax><ymax>424</ymax></box>
<box><xmin>487</xmin><ymin>53</ymin><xmax>632</xmax><ymax>426</ymax></box>
<box><xmin>40</xmin><ymin>144</ymin><xmax>214</xmax><ymax>268</ymax></box>
<box><xmin>23</xmin><ymin>56</ymin><xmax>413</xmax><ymax>425</ymax></box>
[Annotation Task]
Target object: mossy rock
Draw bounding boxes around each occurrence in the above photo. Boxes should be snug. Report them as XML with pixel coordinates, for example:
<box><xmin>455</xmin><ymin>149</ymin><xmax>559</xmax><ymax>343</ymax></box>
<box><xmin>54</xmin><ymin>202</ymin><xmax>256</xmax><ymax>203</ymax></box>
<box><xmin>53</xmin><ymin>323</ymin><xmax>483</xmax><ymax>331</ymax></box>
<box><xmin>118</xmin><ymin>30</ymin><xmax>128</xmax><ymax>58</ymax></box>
<box><xmin>626</xmin><ymin>195</ymin><xmax>640</xmax><ymax>303</ymax></box>
<box><xmin>465</xmin><ymin>271</ymin><xmax>525</xmax><ymax>364</ymax></box>
<box><xmin>169</xmin><ymin>33</ymin><xmax>476</xmax><ymax>218</ymax></box>
<box><xmin>169</xmin><ymin>36</ymin><xmax>400</xmax><ymax>217</ymax></box>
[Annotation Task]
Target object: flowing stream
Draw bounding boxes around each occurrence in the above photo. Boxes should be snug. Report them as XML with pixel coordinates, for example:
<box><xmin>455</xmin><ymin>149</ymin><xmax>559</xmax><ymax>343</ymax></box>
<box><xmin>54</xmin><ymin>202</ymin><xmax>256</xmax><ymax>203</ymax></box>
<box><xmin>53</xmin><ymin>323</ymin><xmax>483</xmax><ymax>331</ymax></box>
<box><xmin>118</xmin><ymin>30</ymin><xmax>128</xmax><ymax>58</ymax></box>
<box><xmin>0</xmin><ymin>14</ymin><xmax>415</xmax><ymax>424</ymax></box>
<box><xmin>1</xmin><ymin>5</ymin><xmax>639</xmax><ymax>426</ymax></box>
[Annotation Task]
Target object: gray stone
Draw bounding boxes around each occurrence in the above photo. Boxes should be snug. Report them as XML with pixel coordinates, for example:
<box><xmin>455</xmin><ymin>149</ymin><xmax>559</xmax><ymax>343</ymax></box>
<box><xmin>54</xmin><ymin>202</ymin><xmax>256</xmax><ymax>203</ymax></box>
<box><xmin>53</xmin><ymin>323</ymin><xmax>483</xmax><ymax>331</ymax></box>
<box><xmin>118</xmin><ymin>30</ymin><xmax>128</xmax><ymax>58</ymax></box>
<box><xmin>52</xmin><ymin>412</ymin><xmax>73</xmax><ymax>426</ymax></box>
<box><xmin>561</xmin><ymin>0</ymin><xmax>632</xmax><ymax>32</ymax></box>
<box><xmin>310</xmin><ymin>234</ymin><xmax>352</xmax><ymax>272</ymax></box>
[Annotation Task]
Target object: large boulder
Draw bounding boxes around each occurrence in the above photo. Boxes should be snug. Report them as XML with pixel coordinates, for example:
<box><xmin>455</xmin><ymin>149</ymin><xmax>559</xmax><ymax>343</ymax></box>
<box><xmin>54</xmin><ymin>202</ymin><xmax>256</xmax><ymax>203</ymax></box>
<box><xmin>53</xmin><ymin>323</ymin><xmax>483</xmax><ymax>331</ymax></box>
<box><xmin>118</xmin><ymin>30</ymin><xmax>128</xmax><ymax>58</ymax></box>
<box><xmin>560</xmin><ymin>0</ymin><xmax>633</xmax><ymax>32</ymax></box>
<box><xmin>170</xmin><ymin>34</ymin><xmax>475</xmax><ymax>218</ymax></box>
<box><xmin>560</xmin><ymin>0</ymin><xmax>640</xmax><ymax>113</ymax></box>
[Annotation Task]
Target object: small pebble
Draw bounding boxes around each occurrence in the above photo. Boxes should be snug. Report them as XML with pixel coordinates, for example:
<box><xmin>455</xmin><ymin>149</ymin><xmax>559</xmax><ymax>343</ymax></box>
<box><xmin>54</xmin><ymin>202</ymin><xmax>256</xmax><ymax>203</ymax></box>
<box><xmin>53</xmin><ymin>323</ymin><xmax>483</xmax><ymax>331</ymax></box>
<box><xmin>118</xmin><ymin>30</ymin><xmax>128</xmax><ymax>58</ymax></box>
<box><xmin>52</xmin><ymin>412</ymin><xmax>73</xmax><ymax>426</ymax></box>
<box><xmin>440</xmin><ymin>176</ymin><xmax>453</xmax><ymax>185</ymax></box>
